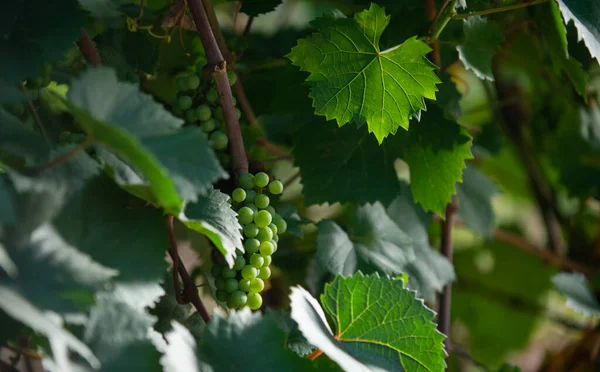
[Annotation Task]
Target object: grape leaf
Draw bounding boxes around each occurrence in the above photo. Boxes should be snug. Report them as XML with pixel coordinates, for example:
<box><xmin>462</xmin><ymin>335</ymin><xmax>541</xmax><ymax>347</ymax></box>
<box><xmin>266</xmin><ymin>308</ymin><xmax>316</xmax><ymax>357</ymax></box>
<box><xmin>457</xmin><ymin>16</ymin><xmax>504</xmax><ymax>80</ymax></box>
<box><xmin>241</xmin><ymin>0</ymin><xmax>283</xmax><ymax>16</ymax></box>
<box><xmin>552</xmin><ymin>272</ymin><xmax>600</xmax><ymax>316</ymax></box>
<box><xmin>556</xmin><ymin>0</ymin><xmax>600</xmax><ymax>63</ymax></box>
<box><xmin>387</xmin><ymin>193</ymin><xmax>455</xmax><ymax>300</ymax></box>
<box><xmin>402</xmin><ymin>105</ymin><xmax>473</xmax><ymax>215</ymax></box>
<box><xmin>54</xmin><ymin>176</ymin><xmax>169</xmax><ymax>283</ymax></box>
<box><xmin>287</xmin><ymin>3</ymin><xmax>440</xmax><ymax>142</ymax></box>
<box><xmin>77</xmin><ymin>0</ymin><xmax>123</xmax><ymax>19</ymax></box>
<box><xmin>151</xmin><ymin>277</ymin><xmax>193</xmax><ymax>336</ymax></box>
<box><xmin>290</xmin><ymin>273</ymin><xmax>446</xmax><ymax>372</ymax></box>
<box><xmin>161</xmin><ymin>322</ymin><xmax>205</xmax><ymax>372</ymax></box>
<box><xmin>180</xmin><ymin>188</ymin><xmax>243</xmax><ymax>268</ymax></box>
<box><xmin>293</xmin><ymin>119</ymin><xmax>402</xmax><ymax>206</ymax></box>
<box><xmin>276</xmin><ymin>204</ymin><xmax>307</xmax><ymax>239</ymax></box>
<box><xmin>0</xmin><ymin>285</ymin><xmax>100</xmax><ymax>369</ymax></box>
<box><xmin>0</xmin><ymin>108</ymin><xmax>48</xmax><ymax>159</ymax></box>
<box><xmin>316</xmin><ymin>203</ymin><xmax>414</xmax><ymax>276</ymax></box>
<box><xmin>0</xmin><ymin>176</ymin><xmax>17</xmax><ymax>225</ymax></box>
<box><xmin>198</xmin><ymin>309</ymin><xmax>315</xmax><ymax>371</ymax></box>
<box><xmin>0</xmin><ymin>242</ymin><xmax>17</xmax><ymax>277</ymax></box>
<box><xmin>455</xmin><ymin>165</ymin><xmax>497</xmax><ymax>237</ymax></box>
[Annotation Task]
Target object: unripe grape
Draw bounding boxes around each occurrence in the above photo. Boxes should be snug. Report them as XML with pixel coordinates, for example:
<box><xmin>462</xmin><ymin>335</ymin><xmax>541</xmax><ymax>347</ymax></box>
<box><xmin>176</xmin><ymin>95</ymin><xmax>193</xmax><ymax>110</ymax></box>
<box><xmin>210</xmin><ymin>264</ymin><xmax>222</xmax><ymax>277</ymax></box>
<box><xmin>247</xmin><ymin>292</ymin><xmax>263</xmax><ymax>310</ymax></box>
<box><xmin>249</xmin><ymin>278</ymin><xmax>264</xmax><ymax>293</ymax></box>
<box><xmin>224</xmin><ymin>278</ymin><xmax>239</xmax><ymax>293</ymax></box>
<box><xmin>250</xmin><ymin>254</ymin><xmax>264</xmax><ymax>268</ymax></box>
<box><xmin>241</xmin><ymin>265</ymin><xmax>258</xmax><ymax>280</ymax></box>
<box><xmin>239</xmin><ymin>279</ymin><xmax>251</xmax><ymax>292</ymax></box>
<box><xmin>237</xmin><ymin>206</ymin><xmax>254</xmax><ymax>225</ymax></box>
<box><xmin>233</xmin><ymin>255</ymin><xmax>246</xmax><ymax>271</ymax></box>
<box><xmin>239</xmin><ymin>173</ymin><xmax>255</xmax><ymax>190</ymax></box>
<box><xmin>196</xmin><ymin>105</ymin><xmax>211</xmax><ymax>121</ymax></box>
<box><xmin>187</xmin><ymin>74</ymin><xmax>200</xmax><ymax>90</ymax></box>
<box><xmin>210</xmin><ymin>131</ymin><xmax>228</xmax><ymax>150</ymax></box>
<box><xmin>216</xmin><ymin>290</ymin><xmax>228</xmax><ymax>302</ymax></box>
<box><xmin>268</xmin><ymin>180</ymin><xmax>284</xmax><ymax>195</ymax></box>
<box><xmin>232</xmin><ymin>96</ymin><xmax>237</xmax><ymax>105</ymax></box>
<box><xmin>243</xmin><ymin>223</ymin><xmax>258</xmax><ymax>238</ymax></box>
<box><xmin>245</xmin><ymin>190</ymin><xmax>257</xmax><ymax>203</ymax></box>
<box><xmin>247</xmin><ymin>204</ymin><xmax>258</xmax><ymax>213</ymax></box>
<box><xmin>235</xmin><ymin>108</ymin><xmax>242</xmax><ymax>119</ymax></box>
<box><xmin>254</xmin><ymin>172</ymin><xmax>269</xmax><ymax>188</ymax></box>
<box><xmin>244</xmin><ymin>238</ymin><xmax>260</xmax><ymax>254</ymax></box>
<box><xmin>232</xmin><ymin>188</ymin><xmax>246</xmax><ymax>203</ymax></box>
<box><xmin>262</xmin><ymin>255</ymin><xmax>272</xmax><ymax>267</ymax></box>
<box><xmin>273</xmin><ymin>216</ymin><xmax>287</xmax><ymax>234</ymax></box>
<box><xmin>206</xmin><ymin>88</ymin><xmax>219</xmax><ymax>103</ymax></box>
<box><xmin>259</xmin><ymin>241</ymin><xmax>274</xmax><ymax>256</ymax></box>
<box><xmin>256</xmin><ymin>227</ymin><xmax>273</xmax><ymax>242</ymax></box>
<box><xmin>227</xmin><ymin>291</ymin><xmax>247</xmax><ymax>309</ymax></box>
<box><xmin>172</xmin><ymin>107</ymin><xmax>184</xmax><ymax>117</ymax></box>
<box><xmin>200</xmin><ymin>118</ymin><xmax>216</xmax><ymax>132</ymax></box>
<box><xmin>273</xmin><ymin>233</ymin><xmax>279</xmax><ymax>243</ymax></box>
<box><xmin>222</xmin><ymin>267</ymin><xmax>237</xmax><ymax>279</ymax></box>
<box><xmin>227</xmin><ymin>71</ymin><xmax>237</xmax><ymax>86</ymax></box>
<box><xmin>268</xmin><ymin>223</ymin><xmax>278</xmax><ymax>235</ymax></box>
<box><xmin>186</xmin><ymin>109</ymin><xmax>197</xmax><ymax>123</ymax></box>
<box><xmin>271</xmin><ymin>240</ymin><xmax>278</xmax><ymax>253</ymax></box>
<box><xmin>254</xmin><ymin>210</ymin><xmax>272</xmax><ymax>228</ymax></box>
<box><xmin>176</xmin><ymin>76</ymin><xmax>189</xmax><ymax>91</ymax></box>
<box><xmin>215</xmin><ymin>278</ymin><xmax>225</xmax><ymax>290</ymax></box>
<box><xmin>258</xmin><ymin>266</ymin><xmax>271</xmax><ymax>280</ymax></box>
<box><xmin>214</xmin><ymin>106</ymin><xmax>224</xmax><ymax>121</ymax></box>
<box><xmin>255</xmin><ymin>194</ymin><xmax>270</xmax><ymax>209</ymax></box>
<box><xmin>265</xmin><ymin>206</ymin><xmax>276</xmax><ymax>215</ymax></box>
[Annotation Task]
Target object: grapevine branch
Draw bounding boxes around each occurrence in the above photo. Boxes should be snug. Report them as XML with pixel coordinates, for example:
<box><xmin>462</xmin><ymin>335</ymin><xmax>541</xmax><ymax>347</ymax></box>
<box><xmin>188</xmin><ymin>0</ymin><xmax>249</xmax><ymax>175</ymax></box>
<box><xmin>76</xmin><ymin>29</ymin><xmax>102</xmax><ymax>66</ymax></box>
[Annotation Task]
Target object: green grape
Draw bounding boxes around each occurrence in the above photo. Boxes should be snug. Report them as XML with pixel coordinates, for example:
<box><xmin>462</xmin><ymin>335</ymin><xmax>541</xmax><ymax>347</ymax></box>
<box><xmin>237</xmin><ymin>206</ymin><xmax>254</xmax><ymax>225</ymax></box>
<box><xmin>273</xmin><ymin>233</ymin><xmax>279</xmax><ymax>243</ymax></box>
<box><xmin>262</xmin><ymin>255</ymin><xmax>272</xmax><ymax>267</ymax></box>
<box><xmin>249</xmin><ymin>254</ymin><xmax>264</xmax><ymax>268</ymax></box>
<box><xmin>215</xmin><ymin>278</ymin><xmax>225</xmax><ymax>290</ymax></box>
<box><xmin>224</xmin><ymin>278</ymin><xmax>239</xmax><ymax>293</ymax></box>
<box><xmin>206</xmin><ymin>88</ymin><xmax>219</xmax><ymax>103</ymax></box>
<box><xmin>210</xmin><ymin>131</ymin><xmax>228</xmax><ymax>150</ymax></box>
<box><xmin>216</xmin><ymin>290</ymin><xmax>228</xmax><ymax>302</ymax></box>
<box><xmin>214</xmin><ymin>106</ymin><xmax>225</xmax><ymax>121</ymax></box>
<box><xmin>239</xmin><ymin>173</ymin><xmax>255</xmax><ymax>190</ymax></box>
<box><xmin>172</xmin><ymin>107</ymin><xmax>184</xmax><ymax>117</ymax></box>
<box><xmin>247</xmin><ymin>204</ymin><xmax>258</xmax><ymax>213</ymax></box>
<box><xmin>227</xmin><ymin>291</ymin><xmax>247</xmax><ymax>309</ymax></box>
<box><xmin>265</xmin><ymin>206</ymin><xmax>276</xmax><ymax>215</ymax></box>
<box><xmin>268</xmin><ymin>180</ymin><xmax>284</xmax><ymax>195</ymax></box>
<box><xmin>239</xmin><ymin>279</ymin><xmax>251</xmax><ymax>292</ymax></box>
<box><xmin>222</xmin><ymin>267</ymin><xmax>237</xmax><ymax>279</ymax></box>
<box><xmin>258</xmin><ymin>267</ymin><xmax>271</xmax><ymax>280</ymax></box>
<box><xmin>176</xmin><ymin>95</ymin><xmax>193</xmax><ymax>110</ymax></box>
<box><xmin>244</xmin><ymin>238</ymin><xmax>260</xmax><ymax>254</ymax></box>
<box><xmin>267</xmin><ymin>224</ymin><xmax>278</xmax><ymax>236</ymax></box>
<box><xmin>227</xmin><ymin>71</ymin><xmax>237</xmax><ymax>86</ymax></box>
<box><xmin>241</xmin><ymin>265</ymin><xmax>258</xmax><ymax>280</ymax></box>
<box><xmin>210</xmin><ymin>264</ymin><xmax>222</xmax><ymax>277</ymax></box>
<box><xmin>200</xmin><ymin>118</ymin><xmax>216</xmax><ymax>132</ymax></box>
<box><xmin>254</xmin><ymin>210</ymin><xmax>272</xmax><ymax>228</ymax></box>
<box><xmin>235</xmin><ymin>108</ymin><xmax>242</xmax><ymax>119</ymax></box>
<box><xmin>273</xmin><ymin>216</ymin><xmax>287</xmax><ymax>234</ymax></box>
<box><xmin>176</xmin><ymin>76</ymin><xmax>189</xmax><ymax>91</ymax></box>
<box><xmin>243</xmin><ymin>223</ymin><xmax>258</xmax><ymax>238</ymax></box>
<box><xmin>187</xmin><ymin>74</ymin><xmax>201</xmax><ymax>90</ymax></box>
<box><xmin>256</xmin><ymin>227</ymin><xmax>273</xmax><ymax>242</ymax></box>
<box><xmin>254</xmin><ymin>172</ymin><xmax>269</xmax><ymax>188</ymax></box>
<box><xmin>233</xmin><ymin>255</ymin><xmax>246</xmax><ymax>271</ymax></box>
<box><xmin>259</xmin><ymin>241</ymin><xmax>274</xmax><ymax>256</ymax></box>
<box><xmin>196</xmin><ymin>105</ymin><xmax>212</xmax><ymax>121</ymax></box>
<box><xmin>271</xmin><ymin>240</ymin><xmax>278</xmax><ymax>253</ymax></box>
<box><xmin>232</xmin><ymin>188</ymin><xmax>246</xmax><ymax>203</ymax></box>
<box><xmin>232</xmin><ymin>96</ymin><xmax>237</xmax><ymax>105</ymax></box>
<box><xmin>185</xmin><ymin>109</ymin><xmax>197</xmax><ymax>123</ymax></box>
<box><xmin>255</xmin><ymin>194</ymin><xmax>270</xmax><ymax>209</ymax></box>
<box><xmin>245</xmin><ymin>189</ymin><xmax>257</xmax><ymax>203</ymax></box>
<box><xmin>247</xmin><ymin>292</ymin><xmax>263</xmax><ymax>310</ymax></box>
<box><xmin>249</xmin><ymin>278</ymin><xmax>264</xmax><ymax>293</ymax></box>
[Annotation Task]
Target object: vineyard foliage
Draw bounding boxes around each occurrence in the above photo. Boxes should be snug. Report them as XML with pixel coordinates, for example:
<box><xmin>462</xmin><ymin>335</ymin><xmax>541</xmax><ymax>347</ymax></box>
<box><xmin>0</xmin><ymin>0</ymin><xmax>599</xmax><ymax>371</ymax></box>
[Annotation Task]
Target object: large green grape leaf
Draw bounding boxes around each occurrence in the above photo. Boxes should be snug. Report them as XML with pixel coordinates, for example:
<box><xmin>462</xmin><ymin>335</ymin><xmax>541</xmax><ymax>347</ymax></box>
<box><xmin>552</xmin><ymin>272</ymin><xmax>600</xmax><ymax>316</ymax></box>
<box><xmin>180</xmin><ymin>188</ymin><xmax>243</xmax><ymax>268</ymax></box>
<box><xmin>402</xmin><ymin>106</ymin><xmax>473</xmax><ymax>215</ymax></box>
<box><xmin>456</xmin><ymin>16</ymin><xmax>504</xmax><ymax>81</ymax></box>
<box><xmin>0</xmin><ymin>285</ymin><xmax>100</xmax><ymax>369</ymax></box>
<box><xmin>198</xmin><ymin>309</ymin><xmax>316</xmax><ymax>371</ymax></box>
<box><xmin>386</xmin><ymin>193</ymin><xmax>455</xmax><ymax>300</ymax></box>
<box><xmin>556</xmin><ymin>0</ymin><xmax>600</xmax><ymax>62</ymax></box>
<box><xmin>266</xmin><ymin>309</ymin><xmax>315</xmax><ymax>357</ymax></box>
<box><xmin>287</xmin><ymin>3</ymin><xmax>440</xmax><ymax>143</ymax></box>
<box><xmin>290</xmin><ymin>273</ymin><xmax>446</xmax><ymax>372</ymax></box>
<box><xmin>292</xmin><ymin>119</ymin><xmax>403</xmax><ymax>206</ymax></box>
<box><xmin>54</xmin><ymin>176</ymin><xmax>169</xmax><ymax>283</ymax></box>
<box><xmin>66</xmin><ymin>67</ymin><xmax>227</xmax><ymax>213</ymax></box>
<box><xmin>316</xmin><ymin>203</ymin><xmax>414</xmax><ymax>276</ymax></box>
<box><xmin>160</xmin><ymin>322</ymin><xmax>206</xmax><ymax>372</ymax></box>
<box><xmin>455</xmin><ymin>165</ymin><xmax>497</xmax><ymax>237</ymax></box>
<box><xmin>241</xmin><ymin>0</ymin><xmax>283</xmax><ymax>16</ymax></box>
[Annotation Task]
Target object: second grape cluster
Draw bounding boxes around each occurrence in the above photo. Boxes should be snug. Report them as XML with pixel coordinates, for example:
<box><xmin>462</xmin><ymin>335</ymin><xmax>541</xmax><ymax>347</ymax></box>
<box><xmin>211</xmin><ymin>172</ymin><xmax>287</xmax><ymax>310</ymax></box>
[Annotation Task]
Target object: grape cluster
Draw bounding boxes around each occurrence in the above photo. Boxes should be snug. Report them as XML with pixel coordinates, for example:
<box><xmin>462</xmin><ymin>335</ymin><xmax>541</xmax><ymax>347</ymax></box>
<box><xmin>211</xmin><ymin>172</ymin><xmax>287</xmax><ymax>310</ymax></box>
<box><xmin>172</xmin><ymin>65</ymin><xmax>242</xmax><ymax>163</ymax></box>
